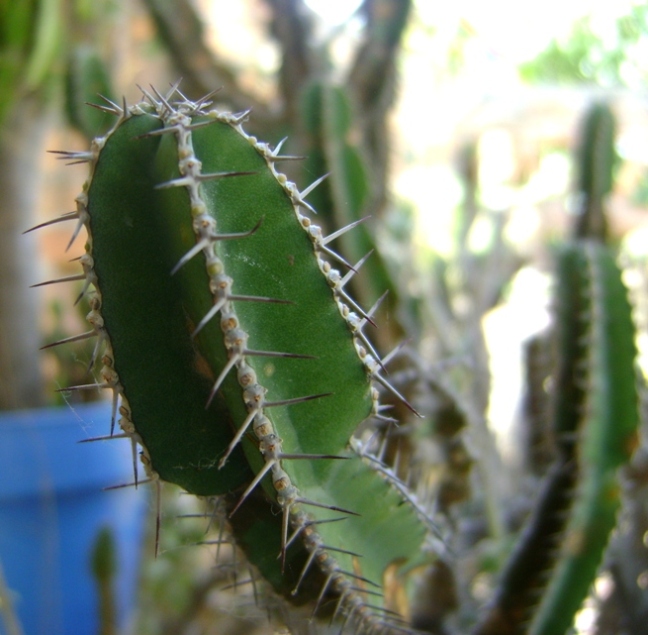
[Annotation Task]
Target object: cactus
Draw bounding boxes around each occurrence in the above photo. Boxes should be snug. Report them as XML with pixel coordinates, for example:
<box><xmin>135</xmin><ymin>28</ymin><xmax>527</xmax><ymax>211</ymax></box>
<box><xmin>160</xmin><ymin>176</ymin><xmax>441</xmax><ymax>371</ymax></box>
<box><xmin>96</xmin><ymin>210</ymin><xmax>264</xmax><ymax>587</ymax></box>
<box><xmin>475</xmin><ymin>241</ymin><xmax>638</xmax><ymax>635</ymax></box>
<box><xmin>572</xmin><ymin>102</ymin><xmax>617</xmax><ymax>242</ymax></box>
<box><xmin>36</xmin><ymin>84</ymin><xmax>642</xmax><ymax>635</ymax></box>
<box><xmin>44</xmin><ymin>85</ymin><xmax>429</xmax><ymax>632</ymax></box>
<box><xmin>528</xmin><ymin>242</ymin><xmax>638</xmax><ymax>635</ymax></box>
<box><xmin>474</xmin><ymin>101</ymin><xmax>638</xmax><ymax>635</ymax></box>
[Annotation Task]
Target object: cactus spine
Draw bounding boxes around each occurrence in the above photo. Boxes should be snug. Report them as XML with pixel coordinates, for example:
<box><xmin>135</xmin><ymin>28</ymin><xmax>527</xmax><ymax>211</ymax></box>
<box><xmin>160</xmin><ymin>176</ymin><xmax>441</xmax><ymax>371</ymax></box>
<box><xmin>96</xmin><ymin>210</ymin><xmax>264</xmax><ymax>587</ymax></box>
<box><xmin>52</xmin><ymin>86</ymin><xmax>427</xmax><ymax>633</ymax></box>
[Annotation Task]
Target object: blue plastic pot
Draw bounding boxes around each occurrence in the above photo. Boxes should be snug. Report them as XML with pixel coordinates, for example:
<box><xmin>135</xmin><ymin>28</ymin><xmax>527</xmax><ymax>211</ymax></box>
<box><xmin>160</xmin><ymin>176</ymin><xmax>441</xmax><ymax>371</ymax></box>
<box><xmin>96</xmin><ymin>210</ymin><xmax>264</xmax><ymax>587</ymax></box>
<box><xmin>0</xmin><ymin>402</ymin><xmax>148</xmax><ymax>635</ymax></box>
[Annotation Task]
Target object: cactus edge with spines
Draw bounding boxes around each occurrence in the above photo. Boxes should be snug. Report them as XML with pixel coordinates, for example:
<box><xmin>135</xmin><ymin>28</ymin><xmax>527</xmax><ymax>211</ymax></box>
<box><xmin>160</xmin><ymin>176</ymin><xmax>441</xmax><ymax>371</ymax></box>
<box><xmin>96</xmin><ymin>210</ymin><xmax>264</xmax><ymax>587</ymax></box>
<box><xmin>43</xmin><ymin>85</ymin><xmax>431</xmax><ymax>633</ymax></box>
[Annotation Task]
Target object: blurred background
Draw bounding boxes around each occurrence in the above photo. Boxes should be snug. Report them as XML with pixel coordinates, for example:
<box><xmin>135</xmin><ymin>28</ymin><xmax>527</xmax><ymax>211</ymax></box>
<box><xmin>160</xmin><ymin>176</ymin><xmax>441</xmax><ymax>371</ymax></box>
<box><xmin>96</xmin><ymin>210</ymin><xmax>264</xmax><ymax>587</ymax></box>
<box><xmin>2</xmin><ymin>1</ymin><xmax>648</xmax><ymax>634</ymax></box>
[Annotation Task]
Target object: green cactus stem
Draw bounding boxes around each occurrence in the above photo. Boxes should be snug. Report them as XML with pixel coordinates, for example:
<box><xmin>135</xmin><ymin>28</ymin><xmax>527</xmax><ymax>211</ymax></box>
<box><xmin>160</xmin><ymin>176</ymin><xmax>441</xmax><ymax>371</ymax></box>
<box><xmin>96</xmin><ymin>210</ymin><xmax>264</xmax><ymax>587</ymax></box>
<box><xmin>572</xmin><ymin>102</ymin><xmax>617</xmax><ymax>242</ymax></box>
<box><xmin>528</xmin><ymin>241</ymin><xmax>638</xmax><ymax>635</ymax></box>
<box><xmin>475</xmin><ymin>241</ymin><xmax>638</xmax><ymax>635</ymax></box>
<box><xmin>40</xmin><ymin>84</ymin><xmax>430</xmax><ymax>633</ymax></box>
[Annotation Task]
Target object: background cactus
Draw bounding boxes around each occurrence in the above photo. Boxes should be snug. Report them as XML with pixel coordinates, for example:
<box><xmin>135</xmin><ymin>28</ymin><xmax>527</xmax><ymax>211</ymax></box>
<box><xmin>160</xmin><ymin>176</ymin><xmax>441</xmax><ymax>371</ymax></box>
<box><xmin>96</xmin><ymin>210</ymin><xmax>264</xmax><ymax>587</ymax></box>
<box><xmin>51</xmin><ymin>87</ymin><xmax>430</xmax><ymax>633</ymax></box>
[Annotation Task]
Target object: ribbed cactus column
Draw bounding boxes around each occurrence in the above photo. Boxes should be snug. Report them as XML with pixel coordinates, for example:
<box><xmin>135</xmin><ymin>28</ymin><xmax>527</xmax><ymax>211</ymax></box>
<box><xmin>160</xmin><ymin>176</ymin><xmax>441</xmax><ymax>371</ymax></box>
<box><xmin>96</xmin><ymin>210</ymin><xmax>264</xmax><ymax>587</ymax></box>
<box><xmin>43</xmin><ymin>86</ymin><xmax>429</xmax><ymax>634</ymax></box>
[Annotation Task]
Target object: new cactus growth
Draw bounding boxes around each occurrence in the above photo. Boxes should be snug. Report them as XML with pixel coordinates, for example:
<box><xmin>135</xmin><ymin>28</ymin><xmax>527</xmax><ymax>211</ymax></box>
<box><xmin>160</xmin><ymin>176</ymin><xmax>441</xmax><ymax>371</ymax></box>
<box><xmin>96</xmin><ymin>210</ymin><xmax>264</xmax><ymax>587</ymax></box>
<box><xmin>44</xmin><ymin>85</ymin><xmax>428</xmax><ymax>633</ymax></box>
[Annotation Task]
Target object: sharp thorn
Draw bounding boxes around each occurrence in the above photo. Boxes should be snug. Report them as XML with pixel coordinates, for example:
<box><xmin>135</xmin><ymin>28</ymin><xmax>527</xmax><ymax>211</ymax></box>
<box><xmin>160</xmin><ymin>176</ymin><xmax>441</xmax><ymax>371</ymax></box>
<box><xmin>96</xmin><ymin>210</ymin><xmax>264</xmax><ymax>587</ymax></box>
<box><xmin>205</xmin><ymin>354</ymin><xmax>240</xmax><ymax>409</ymax></box>
<box><xmin>30</xmin><ymin>274</ymin><xmax>85</xmax><ymax>288</ymax></box>
<box><xmin>340</xmin><ymin>251</ymin><xmax>374</xmax><ymax>289</ymax></box>
<box><xmin>110</xmin><ymin>389</ymin><xmax>120</xmax><ymax>436</ymax></box>
<box><xmin>272</xmin><ymin>154</ymin><xmax>305</xmax><ymax>162</ymax></box>
<box><xmin>65</xmin><ymin>218</ymin><xmax>86</xmax><ymax>252</ymax></box>
<box><xmin>322</xmin><ymin>216</ymin><xmax>371</xmax><ymax>246</ymax></box>
<box><xmin>47</xmin><ymin>150</ymin><xmax>93</xmax><ymax>164</ymax></box>
<box><xmin>244</xmin><ymin>349</ymin><xmax>316</xmax><ymax>360</ymax></box>
<box><xmin>295</xmin><ymin>498</ymin><xmax>360</xmax><ymax>517</ymax></box>
<box><xmin>85</xmin><ymin>101</ymin><xmax>120</xmax><ymax>115</ymax></box>
<box><xmin>364</xmin><ymin>605</ymin><xmax>407</xmax><ymax>619</ymax></box>
<box><xmin>23</xmin><ymin>212</ymin><xmax>79</xmax><ymax>234</ymax></box>
<box><xmin>97</xmin><ymin>93</ymin><xmax>123</xmax><ymax>113</ymax></box>
<box><xmin>229</xmin><ymin>460</ymin><xmax>276</xmax><ymax>517</ymax></box>
<box><xmin>337</xmin><ymin>570</ymin><xmax>381</xmax><ymax>589</ymax></box>
<box><xmin>380</xmin><ymin>339</ymin><xmax>410</xmax><ymax>368</ymax></box>
<box><xmin>372</xmin><ymin>413</ymin><xmax>399</xmax><ymax>425</ymax></box>
<box><xmin>154</xmin><ymin>176</ymin><xmax>191</xmax><ymax>190</ymax></box>
<box><xmin>280</xmin><ymin>453</ymin><xmax>348</xmax><ymax>461</ymax></box>
<box><xmin>78</xmin><ymin>433</ymin><xmax>129</xmax><ymax>443</ymax></box>
<box><xmin>229</xmin><ymin>294</ymin><xmax>293</xmax><ymax>305</ymax></box>
<box><xmin>150</xmin><ymin>84</ymin><xmax>173</xmax><ymax>114</ymax></box>
<box><xmin>103</xmin><ymin>478</ymin><xmax>152</xmax><ymax>491</ymax></box>
<box><xmin>291</xmin><ymin>550</ymin><xmax>317</xmax><ymax>596</ymax></box>
<box><xmin>191</xmin><ymin>297</ymin><xmax>227</xmax><ymax>339</ymax></box>
<box><xmin>211</xmin><ymin>216</ymin><xmax>264</xmax><ymax>240</ymax></box>
<box><xmin>73</xmin><ymin>277</ymin><xmax>93</xmax><ymax>306</ymax></box>
<box><xmin>286</xmin><ymin>516</ymin><xmax>348</xmax><ymax>552</ymax></box>
<box><xmin>348</xmin><ymin>586</ymin><xmax>383</xmax><ymax>598</ymax></box>
<box><xmin>338</xmin><ymin>289</ymin><xmax>376</xmax><ymax>327</ymax></box>
<box><xmin>322</xmin><ymin>545</ymin><xmax>363</xmax><ymax>558</ymax></box>
<box><xmin>197</xmin><ymin>170</ymin><xmax>257</xmax><ymax>182</ymax></box>
<box><xmin>366</xmin><ymin>290</ymin><xmax>389</xmax><ymax>321</ymax></box>
<box><xmin>273</xmin><ymin>137</ymin><xmax>287</xmax><ymax>155</ymax></box>
<box><xmin>231</xmin><ymin>108</ymin><xmax>251</xmax><ymax>124</ymax></box>
<box><xmin>135</xmin><ymin>126</ymin><xmax>177</xmax><ymax>139</ymax></box>
<box><xmin>165</xmin><ymin>78</ymin><xmax>183</xmax><ymax>101</ymax></box>
<box><xmin>137</xmin><ymin>84</ymin><xmax>157</xmax><ymax>105</ymax></box>
<box><xmin>131</xmin><ymin>437</ymin><xmax>139</xmax><ymax>488</ymax></box>
<box><xmin>320</xmin><ymin>244</ymin><xmax>356</xmax><ymax>272</ymax></box>
<box><xmin>56</xmin><ymin>382</ymin><xmax>110</xmax><ymax>392</ymax></box>
<box><xmin>194</xmin><ymin>87</ymin><xmax>222</xmax><ymax>108</ymax></box>
<box><xmin>183</xmin><ymin>119</ymin><xmax>218</xmax><ymax>130</ymax></box>
<box><xmin>372</xmin><ymin>374</ymin><xmax>421</xmax><ymax>417</ymax></box>
<box><xmin>313</xmin><ymin>574</ymin><xmax>334</xmax><ymax>617</ymax></box>
<box><xmin>154</xmin><ymin>480</ymin><xmax>161</xmax><ymax>557</ymax></box>
<box><xmin>281</xmin><ymin>505</ymin><xmax>290</xmax><ymax>573</ymax></box>
<box><xmin>300</xmin><ymin>173</ymin><xmax>329</xmax><ymax>199</ymax></box>
<box><xmin>86</xmin><ymin>334</ymin><xmax>105</xmax><ymax>372</ymax></box>
<box><xmin>40</xmin><ymin>330</ymin><xmax>95</xmax><ymax>350</ymax></box>
<box><xmin>218</xmin><ymin>409</ymin><xmax>257</xmax><ymax>469</ymax></box>
<box><xmin>264</xmin><ymin>392</ymin><xmax>333</xmax><ymax>408</ymax></box>
<box><xmin>171</xmin><ymin>238</ymin><xmax>209</xmax><ymax>274</ymax></box>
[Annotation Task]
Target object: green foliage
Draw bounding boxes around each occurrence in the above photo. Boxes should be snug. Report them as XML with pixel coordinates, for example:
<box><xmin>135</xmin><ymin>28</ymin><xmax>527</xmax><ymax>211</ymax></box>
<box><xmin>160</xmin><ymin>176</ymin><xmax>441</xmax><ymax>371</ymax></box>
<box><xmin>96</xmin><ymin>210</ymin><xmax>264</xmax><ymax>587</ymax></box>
<box><xmin>520</xmin><ymin>5</ymin><xmax>648</xmax><ymax>87</ymax></box>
